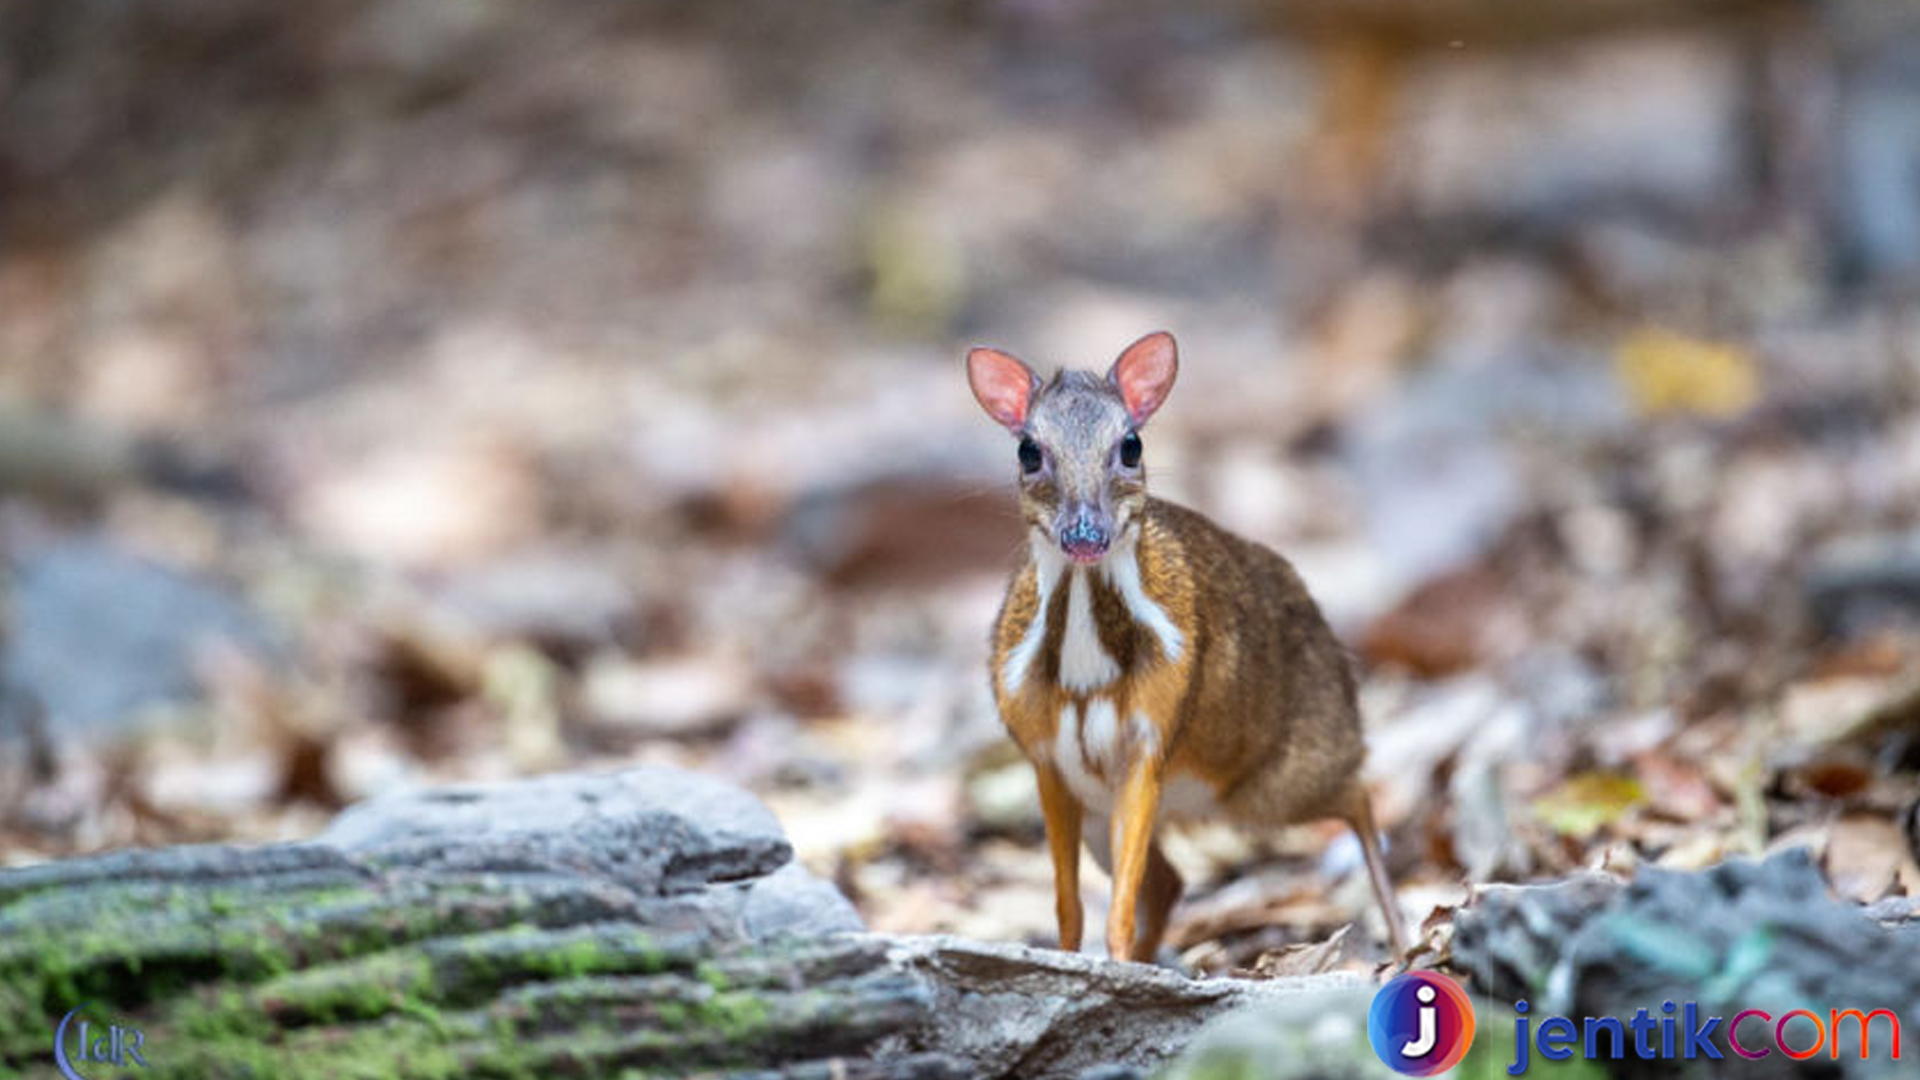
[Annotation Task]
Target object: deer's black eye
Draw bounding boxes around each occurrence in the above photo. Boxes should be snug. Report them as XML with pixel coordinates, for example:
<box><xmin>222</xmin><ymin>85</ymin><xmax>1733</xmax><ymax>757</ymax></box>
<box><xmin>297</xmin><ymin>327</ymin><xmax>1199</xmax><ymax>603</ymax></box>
<box><xmin>1119</xmin><ymin>431</ymin><xmax>1142</xmax><ymax>468</ymax></box>
<box><xmin>1017</xmin><ymin>437</ymin><xmax>1043</xmax><ymax>474</ymax></box>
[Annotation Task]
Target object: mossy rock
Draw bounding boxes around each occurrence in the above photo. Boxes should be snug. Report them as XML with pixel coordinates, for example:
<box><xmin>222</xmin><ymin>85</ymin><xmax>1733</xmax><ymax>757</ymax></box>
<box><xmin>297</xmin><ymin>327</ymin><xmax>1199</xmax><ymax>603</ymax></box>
<box><xmin>0</xmin><ymin>770</ymin><xmax>925</xmax><ymax>1079</ymax></box>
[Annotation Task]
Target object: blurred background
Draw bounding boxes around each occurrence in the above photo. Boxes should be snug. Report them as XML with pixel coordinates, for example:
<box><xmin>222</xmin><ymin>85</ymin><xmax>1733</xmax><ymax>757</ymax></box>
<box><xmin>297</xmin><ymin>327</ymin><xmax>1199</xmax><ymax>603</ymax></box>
<box><xmin>2</xmin><ymin>0</ymin><xmax>1918</xmax><ymax>970</ymax></box>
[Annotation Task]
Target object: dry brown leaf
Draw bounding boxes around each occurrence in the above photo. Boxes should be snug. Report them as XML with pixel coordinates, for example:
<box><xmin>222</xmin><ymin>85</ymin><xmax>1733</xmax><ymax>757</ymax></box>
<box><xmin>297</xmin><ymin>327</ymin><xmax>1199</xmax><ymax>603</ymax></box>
<box><xmin>1244</xmin><ymin>924</ymin><xmax>1352</xmax><ymax>978</ymax></box>
<box><xmin>1632</xmin><ymin>750</ymin><xmax>1724</xmax><ymax>820</ymax></box>
<box><xmin>1359</xmin><ymin>567</ymin><xmax>1512</xmax><ymax>678</ymax></box>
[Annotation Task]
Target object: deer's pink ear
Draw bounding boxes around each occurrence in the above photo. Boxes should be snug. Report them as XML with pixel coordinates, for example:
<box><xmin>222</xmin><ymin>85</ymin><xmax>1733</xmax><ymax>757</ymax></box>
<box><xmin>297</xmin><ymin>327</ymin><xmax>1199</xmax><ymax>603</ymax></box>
<box><xmin>1107</xmin><ymin>331</ymin><xmax>1178</xmax><ymax>424</ymax></box>
<box><xmin>967</xmin><ymin>348</ymin><xmax>1039</xmax><ymax>431</ymax></box>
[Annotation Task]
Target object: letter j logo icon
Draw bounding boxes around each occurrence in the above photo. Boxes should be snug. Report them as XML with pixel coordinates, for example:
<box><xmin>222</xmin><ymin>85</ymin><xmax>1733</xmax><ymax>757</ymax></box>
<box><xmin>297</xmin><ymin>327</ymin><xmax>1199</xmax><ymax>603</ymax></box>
<box><xmin>1369</xmin><ymin>971</ymin><xmax>1476</xmax><ymax>1075</ymax></box>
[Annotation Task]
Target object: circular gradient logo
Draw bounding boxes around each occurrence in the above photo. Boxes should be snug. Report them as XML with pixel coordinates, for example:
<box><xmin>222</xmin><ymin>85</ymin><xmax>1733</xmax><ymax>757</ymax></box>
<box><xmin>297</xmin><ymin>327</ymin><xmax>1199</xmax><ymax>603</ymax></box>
<box><xmin>1369</xmin><ymin>971</ymin><xmax>1476</xmax><ymax>1075</ymax></box>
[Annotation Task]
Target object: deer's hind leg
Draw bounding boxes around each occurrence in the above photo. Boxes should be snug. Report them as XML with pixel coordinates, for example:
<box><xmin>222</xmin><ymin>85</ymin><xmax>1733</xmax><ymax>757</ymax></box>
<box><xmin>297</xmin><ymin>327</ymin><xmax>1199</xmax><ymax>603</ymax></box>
<box><xmin>1344</xmin><ymin>784</ymin><xmax>1406</xmax><ymax>956</ymax></box>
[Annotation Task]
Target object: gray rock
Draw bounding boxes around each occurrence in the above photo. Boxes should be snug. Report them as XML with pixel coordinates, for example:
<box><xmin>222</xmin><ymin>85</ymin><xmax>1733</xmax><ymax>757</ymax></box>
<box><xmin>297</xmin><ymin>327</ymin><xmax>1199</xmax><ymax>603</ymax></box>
<box><xmin>0</xmin><ymin>835</ymin><xmax>934</xmax><ymax>1078</ymax></box>
<box><xmin>879</xmin><ymin>935</ymin><xmax>1364</xmax><ymax>1080</ymax></box>
<box><xmin>322</xmin><ymin>765</ymin><xmax>864</xmax><ymax>939</ymax></box>
<box><xmin>0</xmin><ymin>761</ymin><xmax>1395</xmax><ymax>1077</ymax></box>
<box><xmin>745</xmin><ymin>860</ymin><xmax>869</xmax><ymax>940</ymax></box>
<box><xmin>1076</xmin><ymin>1067</ymin><xmax>1147</xmax><ymax>1080</ymax></box>
<box><xmin>1453</xmin><ymin>849</ymin><xmax>1920</xmax><ymax>1078</ymax></box>
<box><xmin>0</xmin><ymin>536</ymin><xmax>280</xmax><ymax>739</ymax></box>
<box><xmin>1159</xmin><ymin>983</ymin><xmax>1393</xmax><ymax>1080</ymax></box>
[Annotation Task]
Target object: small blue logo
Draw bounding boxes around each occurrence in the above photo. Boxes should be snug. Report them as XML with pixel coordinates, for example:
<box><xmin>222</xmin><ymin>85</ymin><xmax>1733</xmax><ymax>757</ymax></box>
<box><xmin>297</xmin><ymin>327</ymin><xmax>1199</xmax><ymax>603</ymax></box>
<box><xmin>53</xmin><ymin>1006</ymin><xmax>147</xmax><ymax>1080</ymax></box>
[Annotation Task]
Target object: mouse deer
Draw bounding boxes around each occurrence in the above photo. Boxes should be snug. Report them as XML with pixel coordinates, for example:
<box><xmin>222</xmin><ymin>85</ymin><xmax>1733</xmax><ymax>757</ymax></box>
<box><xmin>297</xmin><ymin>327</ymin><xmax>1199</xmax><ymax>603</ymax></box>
<box><xmin>967</xmin><ymin>330</ymin><xmax>1406</xmax><ymax>962</ymax></box>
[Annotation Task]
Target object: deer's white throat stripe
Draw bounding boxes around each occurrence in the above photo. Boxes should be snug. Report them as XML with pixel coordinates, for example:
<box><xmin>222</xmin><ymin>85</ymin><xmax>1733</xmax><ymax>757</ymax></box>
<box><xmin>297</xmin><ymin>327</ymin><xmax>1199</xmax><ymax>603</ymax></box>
<box><xmin>1057</xmin><ymin>567</ymin><xmax>1120</xmax><ymax>691</ymax></box>
<box><xmin>999</xmin><ymin>544</ymin><xmax>1063</xmax><ymax>693</ymax></box>
<box><xmin>1002</xmin><ymin>535</ymin><xmax>1182</xmax><ymax>692</ymax></box>
<box><xmin>1102</xmin><ymin>537</ymin><xmax>1183</xmax><ymax>662</ymax></box>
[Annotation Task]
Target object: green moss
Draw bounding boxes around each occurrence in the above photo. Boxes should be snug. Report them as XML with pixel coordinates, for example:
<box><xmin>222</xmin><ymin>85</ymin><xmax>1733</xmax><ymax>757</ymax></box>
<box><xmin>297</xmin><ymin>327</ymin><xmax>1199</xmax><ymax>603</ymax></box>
<box><xmin>174</xmin><ymin>987</ymin><xmax>270</xmax><ymax>1041</ymax></box>
<box><xmin>694</xmin><ymin>961</ymin><xmax>729</xmax><ymax>991</ymax></box>
<box><xmin>148</xmin><ymin>1011</ymin><xmax>495</xmax><ymax>1080</ymax></box>
<box><xmin>0</xmin><ymin>979</ymin><xmax>46</xmax><ymax>1062</ymax></box>
<box><xmin>0</xmin><ymin>874</ymin><xmax>663</xmax><ymax>1030</ymax></box>
<box><xmin>0</xmin><ymin>886</ymin><xmax>401</xmax><ymax>1019</ymax></box>
<box><xmin>428</xmin><ymin>924</ymin><xmax>676</xmax><ymax>997</ymax></box>
<box><xmin>243</xmin><ymin>951</ymin><xmax>436</xmax><ymax>1024</ymax></box>
<box><xmin>0</xmin><ymin>880</ymin><xmax>370</xmax><ymax>937</ymax></box>
<box><xmin>5</xmin><ymin>967</ymin><xmax>794</xmax><ymax>1079</ymax></box>
<box><xmin>691</xmin><ymin>990</ymin><xmax>770</xmax><ymax>1040</ymax></box>
<box><xmin>0</xmin><ymin>863</ymin><xmax>833</xmax><ymax>1079</ymax></box>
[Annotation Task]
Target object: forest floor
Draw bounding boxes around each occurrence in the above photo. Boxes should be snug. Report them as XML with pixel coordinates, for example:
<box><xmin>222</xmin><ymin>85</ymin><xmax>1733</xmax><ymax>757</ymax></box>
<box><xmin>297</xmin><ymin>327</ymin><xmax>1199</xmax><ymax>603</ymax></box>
<box><xmin>2</xmin><ymin>0</ymin><xmax>1919</xmax><ymax>981</ymax></box>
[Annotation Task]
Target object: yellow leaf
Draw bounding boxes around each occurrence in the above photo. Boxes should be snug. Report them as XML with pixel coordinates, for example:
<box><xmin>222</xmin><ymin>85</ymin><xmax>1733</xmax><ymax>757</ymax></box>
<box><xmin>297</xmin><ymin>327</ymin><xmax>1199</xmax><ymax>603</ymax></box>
<box><xmin>1531</xmin><ymin>772</ymin><xmax>1647</xmax><ymax>838</ymax></box>
<box><xmin>1614</xmin><ymin>328</ymin><xmax>1760</xmax><ymax>418</ymax></box>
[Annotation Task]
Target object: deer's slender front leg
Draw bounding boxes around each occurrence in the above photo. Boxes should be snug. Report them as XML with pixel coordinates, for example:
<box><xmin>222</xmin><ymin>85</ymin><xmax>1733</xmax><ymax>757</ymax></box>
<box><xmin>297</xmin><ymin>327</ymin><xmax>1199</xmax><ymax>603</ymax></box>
<box><xmin>1034</xmin><ymin>763</ymin><xmax>1084</xmax><ymax>952</ymax></box>
<box><xmin>1107</xmin><ymin>752</ymin><xmax>1165</xmax><ymax>961</ymax></box>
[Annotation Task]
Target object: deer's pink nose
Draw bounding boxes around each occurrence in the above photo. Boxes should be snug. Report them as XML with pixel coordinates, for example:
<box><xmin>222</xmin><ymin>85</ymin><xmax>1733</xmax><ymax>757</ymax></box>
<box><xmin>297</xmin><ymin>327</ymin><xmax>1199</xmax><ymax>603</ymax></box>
<box><xmin>1060</xmin><ymin>513</ymin><xmax>1109</xmax><ymax>563</ymax></box>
